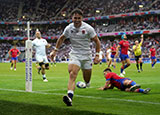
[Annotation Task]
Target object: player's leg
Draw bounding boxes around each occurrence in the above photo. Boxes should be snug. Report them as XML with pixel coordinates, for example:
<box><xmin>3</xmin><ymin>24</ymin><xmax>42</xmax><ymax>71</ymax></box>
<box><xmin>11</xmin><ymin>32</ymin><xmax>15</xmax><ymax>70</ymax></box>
<box><xmin>81</xmin><ymin>59</ymin><xmax>92</xmax><ymax>87</ymax></box>
<box><xmin>121</xmin><ymin>57</ymin><xmax>130</xmax><ymax>75</ymax></box>
<box><xmin>124</xmin><ymin>58</ymin><xmax>131</xmax><ymax>69</ymax></box>
<box><xmin>151</xmin><ymin>58</ymin><xmax>154</xmax><ymax>67</ymax></box>
<box><xmin>14</xmin><ymin>59</ymin><xmax>17</xmax><ymax>71</ymax></box>
<box><xmin>134</xmin><ymin>88</ymin><xmax>151</xmax><ymax>94</ymax></box>
<box><xmin>136</xmin><ymin>58</ymin><xmax>140</xmax><ymax>72</ymax></box>
<box><xmin>120</xmin><ymin>60</ymin><xmax>125</xmax><ymax>77</ymax></box>
<box><xmin>99</xmin><ymin>59</ymin><xmax>102</xmax><ymax>65</ymax></box>
<box><xmin>45</xmin><ymin>63</ymin><xmax>49</xmax><ymax>70</ymax></box>
<box><xmin>113</xmin><ymin>58</ymin><xmax>116</xmax><ymax>68</ymax></box>
<box><xmin>139</xmin><ymin>57</ymin><xmax>143</xmax><ymax>71</ymax></box>
<box><xmin>123</xmin><ymin>79</ymin><xmax>140</xmax><ymax>91</ymax></box>
<box><xmin>36</xmin><ymin>62</ymin><xmax>41</xmax><ymax>74</ymax></box>
<box><xmin>63</xmin><ymin>64</ymin><xmax>80</xmax><ymax>106</ymax></box>
<box><xmin>10</xmin><ymin>58</ymin><xmax>14</xmax><ymax>70</ymax></box>
<box><xmin>68</xmin><ymin>64</ymin><xmax>80</xmax><ymax>91</ymax></box>
<box><xmin>152</xmin><ymin>58</ymin><xmax>157</xmax><ymax>68</ymax></box>
<box><xmin>108</xmin><ymin>58</ymin><xmax>112</xmax><ymax>68</ymax></box>
<box><xmin>124</xmin><ymin>80</ymin><xmax>151</xmax><ymax>94</ymax></box>
<box><xmin>82</xmin><ymin>69</ymin><xmax>92</xmax><ymax>87</ymax></box>
<box><xmin>39</xmin><ymin>62</ymin><xmax>47</xmax><ymax>81</ymax></box>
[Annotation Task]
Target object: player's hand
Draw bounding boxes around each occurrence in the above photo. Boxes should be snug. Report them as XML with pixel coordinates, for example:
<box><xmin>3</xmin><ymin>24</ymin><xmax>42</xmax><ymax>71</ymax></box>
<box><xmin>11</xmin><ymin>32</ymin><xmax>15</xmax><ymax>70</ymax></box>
<box><xmin>141</xmin><ymin>34</ymin><xmax>144</xmax><ymax>38</ymax></box>
<box><xmin>98</xmin><ymin>87</ymin><xmax>104</xmax><ymax>90</ymax></box>
<box><xmin>94</xmin><ymin>55</ymin><xmax>100</xmax><ymax>64</ymax></box>
<box><xmin>50</xmin><ymin>50</ymin><xmax>56</xmax><ymax>61</ymax></box>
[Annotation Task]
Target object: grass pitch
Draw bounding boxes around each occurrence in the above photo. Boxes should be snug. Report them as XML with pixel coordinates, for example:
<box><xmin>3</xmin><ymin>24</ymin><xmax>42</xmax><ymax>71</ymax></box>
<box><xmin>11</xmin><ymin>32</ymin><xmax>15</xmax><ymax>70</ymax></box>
<box><xmin>0</xmin><ymin>62</ymin><xmax>160</xmax><ymax>115</ymax></box>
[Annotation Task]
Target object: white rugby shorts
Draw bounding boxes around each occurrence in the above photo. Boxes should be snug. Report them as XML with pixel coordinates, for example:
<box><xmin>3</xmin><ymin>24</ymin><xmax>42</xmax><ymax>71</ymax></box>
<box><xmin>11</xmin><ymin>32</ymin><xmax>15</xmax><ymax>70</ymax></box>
<box><xmin>36</xmin><ymin>55</ymin><xmax>49</xmax><ymax>63</ymax></box>
<box><xmin>69</xmin><ymin>54</ymin><xmax>92</xmax><ymax>69</ymax></box>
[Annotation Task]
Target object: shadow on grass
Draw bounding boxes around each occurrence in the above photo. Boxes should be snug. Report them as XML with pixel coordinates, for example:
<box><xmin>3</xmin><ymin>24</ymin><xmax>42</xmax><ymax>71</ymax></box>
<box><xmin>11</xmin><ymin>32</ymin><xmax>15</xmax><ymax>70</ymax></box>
<box><xmin>0</xmin><ymin>100</ymin><xmax>118</xmax><ymax>115</ymax></box>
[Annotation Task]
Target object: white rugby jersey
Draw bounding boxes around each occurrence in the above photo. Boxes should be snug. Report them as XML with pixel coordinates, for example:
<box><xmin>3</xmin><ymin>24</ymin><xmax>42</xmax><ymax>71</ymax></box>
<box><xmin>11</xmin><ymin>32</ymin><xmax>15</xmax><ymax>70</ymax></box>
<box><xmin>99</xmin><ymin>50</ymin><xmax>103</xmax><ymax>59</ymax></box>
<box><xmin>107</xmin><ymin>49</ymin><xmax>111</xmax><ymax>58</ymax></box>
<box><xmin>32</xmin><ymin>38</ymin><xmax>48</xmax><ymax>56</ymax></box>
<box><xmin>63</xmin><ymin>21</ymin><xmax>97</xmax><ymax>56</ymax></box>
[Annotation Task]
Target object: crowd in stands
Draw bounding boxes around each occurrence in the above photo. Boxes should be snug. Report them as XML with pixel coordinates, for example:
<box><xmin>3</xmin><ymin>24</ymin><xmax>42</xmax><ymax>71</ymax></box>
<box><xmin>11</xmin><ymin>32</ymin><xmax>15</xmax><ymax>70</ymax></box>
<box><xmin>94</xmin><ymin>15</ymin><xmax>160</xmax><ymax>33</ymax></box>
<box><xmin>0</xmin><ymin>1</ymin><xmax>19</xmax><ymax>21</ymax></box>
<box><xmin>0</xmin><ymin>0</ymin><xmax>160</xmax><ymax>21</ymax></box>
<box><xmin>0</xmin><ymin>42</ymin><xmax>12</xmax><ymax>61</ymax></box>
<box><xmin>59</xmin><ymin>0</ymin><xmax>160</xmax><ymax>20</ymax></box>
<box><xmin>0</xmin><ymin>15</ymin><xmax>160</xmax><ymax>37</ymax></box>
<box><xmin>0</xmin><ymin>0</ymin><xmax>160</xmax><ymax>62</ymax></box>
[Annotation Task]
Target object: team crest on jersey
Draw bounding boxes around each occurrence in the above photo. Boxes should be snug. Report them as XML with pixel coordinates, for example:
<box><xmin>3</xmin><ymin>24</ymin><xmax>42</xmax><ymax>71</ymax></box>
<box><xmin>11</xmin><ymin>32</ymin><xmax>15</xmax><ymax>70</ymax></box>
<box><xmin>82</xmin><ymin>29</ymin><xmax>85</xmax><ymax>34</ymax></box>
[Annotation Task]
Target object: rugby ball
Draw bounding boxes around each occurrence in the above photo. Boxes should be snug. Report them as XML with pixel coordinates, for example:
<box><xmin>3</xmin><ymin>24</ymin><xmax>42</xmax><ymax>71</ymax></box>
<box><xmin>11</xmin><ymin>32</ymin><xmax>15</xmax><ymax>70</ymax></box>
<box><xmin>76</xmin><ymin>81</ymin><xmax>86</xmax><ymax>88</ymax></box>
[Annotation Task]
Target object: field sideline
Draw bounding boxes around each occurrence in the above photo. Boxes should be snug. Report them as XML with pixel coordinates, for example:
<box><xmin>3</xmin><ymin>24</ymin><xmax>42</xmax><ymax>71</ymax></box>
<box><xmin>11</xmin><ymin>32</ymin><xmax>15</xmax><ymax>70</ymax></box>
<box><xmin>0</xmin><ymin>62</ymin><xmax>160</xmax><ymax>115</ymax></box>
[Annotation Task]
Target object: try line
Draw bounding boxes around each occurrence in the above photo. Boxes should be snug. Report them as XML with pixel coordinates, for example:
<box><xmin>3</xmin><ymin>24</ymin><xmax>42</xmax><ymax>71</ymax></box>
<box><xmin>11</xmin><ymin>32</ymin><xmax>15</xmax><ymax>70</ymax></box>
<box><xmin>0</xmin><ymin>88</ymin><xmax>160</xmax><ymax>105</ymax></box>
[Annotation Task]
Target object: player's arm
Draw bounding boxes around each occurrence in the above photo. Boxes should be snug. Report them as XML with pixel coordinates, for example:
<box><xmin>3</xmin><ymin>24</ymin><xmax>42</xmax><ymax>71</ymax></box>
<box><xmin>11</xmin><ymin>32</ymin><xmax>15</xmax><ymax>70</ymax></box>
<box><xmin>128</xmin><ymin>48</ymin><xmax>133</xmax><ymax>52</ymax></box>
<box><xmin>115</xmin><ymin>45</ymin><xmax>120</xmax><ymax>57</ymax></box>
<box><xmin>8</xmin><ymin>50</ymin><xmax>12</xmax><ymax>57</ymax></box>
<box><xmin>17</xmin><ymin>50</ymin><xmax>21</xmax><ymax>57</ymax></box>
<box><xmin>91</xmin><ymin>35</ymin><xmax>101</xmax><ymax>64</ymax></box>
<box><xmin>46</xmin><ymin>44</ymin><xmax>51</xmax><ymax>48</ymax></box>
<box><xmin>99</xmin><ymin>80</ymin><xmax>111</xmax><ymax>90</ymax></box>
<box><xmin>140</xmin><ymin>34</ymin><xmax>144</xmax><ymax>45</ymax></box>
<box><xmin>149</xmin><ymin>49</ymin><xmax>151</xmax><ymax>58</ymax></box>
<box><xmin>133</xmin><ymin>45</ymin><xmax>137</xmax><ymax>51</ymax></box>
<box><xmin>50</xmin><ymin>35</ymin><xmax>66</xmax><ymax>60</ymax></box>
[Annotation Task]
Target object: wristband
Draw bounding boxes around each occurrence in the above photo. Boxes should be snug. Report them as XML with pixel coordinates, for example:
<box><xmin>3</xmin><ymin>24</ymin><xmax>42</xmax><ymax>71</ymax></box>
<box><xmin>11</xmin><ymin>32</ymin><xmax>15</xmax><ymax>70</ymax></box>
<box><xmin>96</xmin><ymin>52</ymin><xmax>99</xmax><ymax>56</ymax></box>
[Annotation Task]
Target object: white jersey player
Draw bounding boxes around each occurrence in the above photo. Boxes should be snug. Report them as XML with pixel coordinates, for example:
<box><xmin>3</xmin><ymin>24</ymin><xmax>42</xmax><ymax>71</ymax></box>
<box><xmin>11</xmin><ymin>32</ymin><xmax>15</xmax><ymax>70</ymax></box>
<box><xmin>106</xmin><ymin>48</ymin><xmax>111</xmax><ymax>60</ymax></box>
<box><xmin>50</xmin><ymin>9</ymin><xmax>101</xmax><ymax>106</ymax></box>
<box><xmin>99</xmin><ymin>50</ymin><xmax>104</xmax><ymax>65</ymax></box>
<box><xmin>32</xmin><ymin>30</ymin><xmax>51</xmax><ymax>82</ymax></box>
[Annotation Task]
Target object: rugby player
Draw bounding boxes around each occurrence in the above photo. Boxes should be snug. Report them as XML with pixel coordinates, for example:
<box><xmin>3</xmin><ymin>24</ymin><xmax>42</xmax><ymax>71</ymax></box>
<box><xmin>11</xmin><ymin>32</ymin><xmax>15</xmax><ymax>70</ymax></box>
<box><xmin>50</xmin><ymin>9</ymin><xmax>101</xmax><ymax>106</ymax></box>
<box><xmin>108</xmin><ymin>44</ymin><xmax>116</xmax><ymax>68</ymax></box>
<box><xmin>149</xmin><ymin>45</ymin><xmax>157</xmax><ymax>68</ymax></box>
<box><xmin>115</xmin><ymin>34</ymin><xmax>131</xmax><ymax>77</ymax></box>
<box><xmin>99</xmin><ymin>68</ymin><xmax>151</xmax><ymax>94</ymax></box>
<box><xmin>32</xmin><ymin>30</ymin><xmax>51</xmax><ymax>82</ymax></box>
<box><xmin>8</xmin><ymin>45</ymin><xmax>21</xmax><ymax>71</ymax></box>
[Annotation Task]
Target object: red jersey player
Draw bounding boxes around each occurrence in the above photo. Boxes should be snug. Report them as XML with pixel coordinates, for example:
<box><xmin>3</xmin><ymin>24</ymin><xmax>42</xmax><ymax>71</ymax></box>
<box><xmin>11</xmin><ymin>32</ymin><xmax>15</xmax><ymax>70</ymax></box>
<box><xmin>108</xmin><ymin>43</ymin><xmax>116</xmax><ymax>68</ymax></box>
<box><xmin>8</xmin><ymin>45</ymin><xmax>21</xmax><ymax>71</ymax></box>
<box><xmin>115</xmin><ymin>34</ymin><xmax>131</xmax><ymax>77</ymax></box>
<box><xmin>149</xmin><ymin>45</ymin><xmax>157</xmax><ymax>68</ymax></box>
<box><xmin>99</xmin><ymin>68</ymin><xmax>151</xmax><ymax>94</ymax></box>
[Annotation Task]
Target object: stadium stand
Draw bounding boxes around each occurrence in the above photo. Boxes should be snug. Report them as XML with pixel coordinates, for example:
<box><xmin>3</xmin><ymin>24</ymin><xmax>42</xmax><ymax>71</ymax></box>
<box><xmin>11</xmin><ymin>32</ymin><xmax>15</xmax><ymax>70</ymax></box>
<box><xmin>0</xmin><ymin>0</ymin><xmax>160</xmax><ymax>21</ymax></box>
<box><xmin>0</xmin><ymin>0</ymin><xmax>160</xmax><ymax>62</ymax></box>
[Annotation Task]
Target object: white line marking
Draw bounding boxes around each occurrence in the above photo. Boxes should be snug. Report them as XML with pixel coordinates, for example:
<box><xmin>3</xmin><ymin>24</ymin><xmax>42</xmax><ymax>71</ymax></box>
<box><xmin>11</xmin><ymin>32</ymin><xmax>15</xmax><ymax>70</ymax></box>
<box><xmin>0</xmin><ymin>88</ymin><xmax>160</xmax><ymax>105</ymax></box>
<box><xmin>36</xmin><ymin>89</ymin><xmax>67</xmax><ymax>91</ymax></box>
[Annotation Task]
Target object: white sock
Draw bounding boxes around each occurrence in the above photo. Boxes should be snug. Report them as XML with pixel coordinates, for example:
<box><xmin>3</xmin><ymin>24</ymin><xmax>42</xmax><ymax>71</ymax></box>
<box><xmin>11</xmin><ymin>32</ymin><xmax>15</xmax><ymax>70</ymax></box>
<box><xmin>67</xmin><ymin>90</ymin><xmax>74</xmax><ymax>94</ymax></box>
<box><xmin>42</xmin><ymin>74</ymin><xmax>46</xmax><ymax>79</ymax></box>
<box><xmin>86</xmin><ymin>82</ymin><xmax>90</xmax><ymax>87</ymax></box>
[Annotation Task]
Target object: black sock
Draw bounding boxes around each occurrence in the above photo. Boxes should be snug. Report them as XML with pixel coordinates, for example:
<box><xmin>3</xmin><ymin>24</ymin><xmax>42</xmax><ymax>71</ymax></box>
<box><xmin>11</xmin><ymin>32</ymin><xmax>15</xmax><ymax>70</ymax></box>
<box><xmin>68</xmin><ymin>93</ymin><xmax>73</xmax><ymax>100</ymax></box>
<box><xmin>140</xmin><ymin>62</ymin><xmax>143</xmax><ymax>70</ymax></box>
<box><xmin>11</xmin><ymin>63</ymin><xmax>13</xmax><ymax>67</ymax></box>
<box><xmin>136</xmin><ymin>64</ymin><xmax>139</xmax><ymax>70</ymax></box>
<box><xmin>38</xmin><ymin>67</ymin><xmax>41</xmax><ymax>70</ymax></box>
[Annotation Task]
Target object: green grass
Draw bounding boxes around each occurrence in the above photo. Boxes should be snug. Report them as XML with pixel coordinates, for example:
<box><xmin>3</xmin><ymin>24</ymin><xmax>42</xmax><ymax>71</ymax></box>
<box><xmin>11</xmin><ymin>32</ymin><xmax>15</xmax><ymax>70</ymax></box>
<box><xmin>0</xmin><ymin>62</ymin><xmax>160</xmax><ymax>115</ymax></box>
